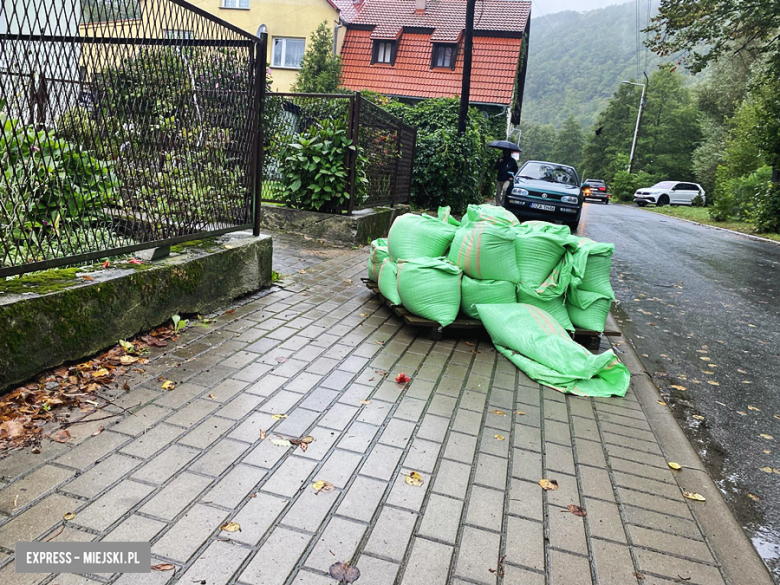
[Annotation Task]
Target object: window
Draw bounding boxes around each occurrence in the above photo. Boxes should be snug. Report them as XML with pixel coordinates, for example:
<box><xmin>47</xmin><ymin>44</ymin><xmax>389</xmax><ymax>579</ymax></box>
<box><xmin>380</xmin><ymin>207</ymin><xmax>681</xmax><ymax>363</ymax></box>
<box><xmin>432</xmin><ymin>44</ymin><xmax>456</xmax><ymax>69</ymax></box>
<box><xmin>222</xmin><ymin>0</ymin><xmax>250</xmax><ymax>8</ymax></box>
<box><xmin>272</xmin><ymin>37</ymin><xmax>305</xmax><ymax>69</ymax></box>
<box><xmin>372</xmin><ymin>41</ymin><xmax>395</xmax><ymax>65</ymax></box>
<box><xmin>165</xmin><ymin>29</ymin><xmax>194</xmax><ymax>39</ymax></box>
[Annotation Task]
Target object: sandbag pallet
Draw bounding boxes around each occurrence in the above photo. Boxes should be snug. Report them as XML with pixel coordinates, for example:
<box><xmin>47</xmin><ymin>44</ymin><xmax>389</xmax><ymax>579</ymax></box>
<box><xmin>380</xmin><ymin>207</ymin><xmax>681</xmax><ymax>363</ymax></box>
<box><xmin>363</xmin><ymin>279</ymin><xmax>619</xmax><ymax>350</ymax></box>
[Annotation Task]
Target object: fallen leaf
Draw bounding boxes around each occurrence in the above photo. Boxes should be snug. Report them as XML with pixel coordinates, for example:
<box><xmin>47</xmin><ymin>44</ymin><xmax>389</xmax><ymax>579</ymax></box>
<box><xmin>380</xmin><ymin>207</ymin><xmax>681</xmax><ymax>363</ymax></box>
<box><xmin>668</xmin><ymin>462</ymin><xmax>682</xmax><ymax>470</ymax></box>
<box><xmin>271</xmin><ymin>439</ymin><xmax>292</xmax><ymax>447</ymax></box>
<box><xmin>259</xmin><ymin>430</ymin><xmax>266</xmax><ymax>439</ymax></box>
<box><xmin>693</xmin><ymin>415</ymin><xmax>705</xmax><ymax>421</ymax></box>
<box><xmin>91</xmin><ymin>426</ymin><xmax>104</xmax><ymax>437</ymax></box>
<box><xmin>737</xmin><ymin>411</ymin><xmax>748</xmax><ymax>416</ymax></box>
<box><xmin>764</xmin><ymin>449</ymin><xmax>772</xmax><ymax>455</ymax></box>
<box><xmin>221</xmin><ymin>521</ymin><xmax>241</xmax><ymax>532</ymax></box>
<box><xmin>760</xmin><ymin>466</ymin><xmax>774</xmax><ymax>473</ymax></box>
<box><xmin>488</xmin><ymin>554</ymin><xmax>506</xmax><ymax>577</ymax></box>
<box><xmin>774</xmin><ymin>414</ymin><xmax>780</xmax><ymax>421</ymax></box>
<box><xmin>298</xmin><ymin>269</ymin><xmax>306</xmax><ymax>274</ymax></box>
<box><xmin>128</xmin><ymin>258</ymin><xmax>143</xmax><ymax>265</ymax></box>
<box><xmin>161</xmin><ymin>380</ymin><xmax>175</xmax><ymax>390</ymax></box>
<box><xmin>93</xmin><ymin>368</ymin><xmax>110</xmax><ymax>378</ymax></box>
<box><xmin>539</xmin><ymin>479</ymin><xmax>559</xmax><ymax>491</ymax></box>
<box><xmin>515</xmin><ymin>410</ymin><xmax>526</xmax><ymax>416</ymax></box>
<box><xmin>63</xmin><ymin>512</ymin><xmax>75</xmax><ymax>521</ymax></box>
<box><xmin>208</xmin><ymin>394</ymin><xmax>217</xmax><ymax>399</ymax></box>
<box><xmin>329</xmin><ymin>561</ymin><xmax>360</xmax><ymax>583</ymax></box>
<box><xmin>749</xmin><ymin>324</ymin><xmax>756</xmax><ymax>328</ymax></box>
<box><xmin>683</xmin><ymin>490</ymin><xmax>706</xmax><ymax>501</ymax></box>
<box><xmin>312</xmin><ymin>480</ymin><xmax>335</xmax><ymax>494</ymax></box>
<box><xmin>633</xmin><ymin>573</ymin><xmax>645</xmax><ymax>580</ymax></box>
<box><xmin>271</xmin><ymin>414</ymin><xmax>288</xmax><ymax>420</ymax></box>
<box><xmin>707</xmin><ymin>381</ymin><xmax>720</xmax><ymax>386</ymax></box>
<box><xmin>464</xmin><ymin>341</ymin><xmax>475</xmax><ymax>346</ymax></box>
<box><xmin>671</xmin><ymin>385</ymin><xmax>687</xmax><ymax>391</ymax></box>
<box><xmin>360</xmin><ymin>400</ymin><xmax>372</xmax><ymax>405</ymax></box>
<box><xmin>151</xmin><ymin>564</ymin><xmax>175</xmax><ymax>572</ymax></box>
<box><xmin>395</xmin><ymin>373</ymin><xmax>410</xmax><ymax>384</ymax></box>
<box><xmin>492</xmin><ymin>410</ymin><xmax>507</xmax><ymax>416</ymax></box>
<box><xmin>494</xmin><ymin>434</ymin><xmax>506</xmax><ymax>441</ymax></box>
<box><xmin>51</xmin><ymin>429</ymin><xmax>71</xmax><ymax>443</ymax></box>
<box><xmin>760</xmin><ymin>434</ymin><xmax>774</xmax><ymax>441</ymax></box>
<box><xmin>119</xmin><ymin>356</ymin><xmax>138</xmax><ymax>365</ymax></box>
<box><xmin>657</xmin><ymin>400</ymin><xmax>667</xmax><ymax>406</ymax></box>
<box><xmin>748</xmin><ymin>493</ymin><xmax>761</xmax><ymax>502</ymax></box>
<box><xmin>224</xmin><ymin>309</ymin><xmax>236</xmax><ymax>315</ymax></box>
<box><xmin>276</xmin><ymin>356</ymin><xmax>289</xmax><ymax>364</ymax></box>
<box><xmin>699</xmin><ymin>356</ymin><xmax>711</xmax><ymax>361</ymax></box>
<box><xmin>404</xmin><ymin>471</ymin><xmax>424</xmax><ymax>487</ymax></box>
<box><xmin>567</xmin><ymin>504</ymin><xmax>586</xmax><ymax>517</ymax></box>
<box><xmin>749</xmin><ymin>406</ymin><xmax>761</xmax><ymax>412</ymax></box>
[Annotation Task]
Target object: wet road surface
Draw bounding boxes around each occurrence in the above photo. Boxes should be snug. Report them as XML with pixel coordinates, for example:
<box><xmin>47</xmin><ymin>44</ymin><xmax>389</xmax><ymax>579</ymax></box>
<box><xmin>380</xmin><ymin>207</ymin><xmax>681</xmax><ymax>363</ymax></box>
<box><xmin>579</xmin><ymin>202</ymin><xmax>780</xmax><ymax>580</ymax></box>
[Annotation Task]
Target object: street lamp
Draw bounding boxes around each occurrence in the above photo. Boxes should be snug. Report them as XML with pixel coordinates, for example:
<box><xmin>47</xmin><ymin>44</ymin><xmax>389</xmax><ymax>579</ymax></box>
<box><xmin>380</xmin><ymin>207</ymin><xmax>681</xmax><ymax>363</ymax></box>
<box><xmin>622</xmin><ymin>72</ymin><xmax>648</xmax><ymax>174</ymax></box>
<box><xmin>257</xmin><ymin>24</ymin><xmax>267</xmax><ymax>37</ymax></box>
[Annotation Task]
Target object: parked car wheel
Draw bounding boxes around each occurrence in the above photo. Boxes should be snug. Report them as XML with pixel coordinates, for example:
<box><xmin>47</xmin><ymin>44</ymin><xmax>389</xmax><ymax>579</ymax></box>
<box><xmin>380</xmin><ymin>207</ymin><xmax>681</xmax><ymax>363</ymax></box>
<box><xmin>604</xmin><ymin>198</ymin><xmax>609</xmax><ymax>205</ymax></box>
<box><xmin>565</xmin><ymin>219</ymin><xmax>580</xmax><ymax>233</ymax></box>
<box><xmin>657</xmin><ymin>194</ymin><xmax>670</xmax><ymax>207</ymax></box>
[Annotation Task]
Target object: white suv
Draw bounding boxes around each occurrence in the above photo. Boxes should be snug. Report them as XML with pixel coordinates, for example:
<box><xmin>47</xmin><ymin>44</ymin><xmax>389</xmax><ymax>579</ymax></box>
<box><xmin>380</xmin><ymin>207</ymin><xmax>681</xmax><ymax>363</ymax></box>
<box><xmin>634</xmin><ymin>181</ymin><xmax>706</xmax><ymax>207</ymax></box>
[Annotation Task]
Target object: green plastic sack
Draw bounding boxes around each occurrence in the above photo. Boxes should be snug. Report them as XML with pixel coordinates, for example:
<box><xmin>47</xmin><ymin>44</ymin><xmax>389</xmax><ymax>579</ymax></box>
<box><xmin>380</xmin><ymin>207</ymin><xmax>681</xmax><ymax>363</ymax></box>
<box><xmin>448</xmin><ymin>224</ymin><xmax>520</xmax><ymax>282</ymax></box>
<box><xmin>515</xmin><ymin>249</ymin><xmax>574</xmax><ymax>301</ymax></box>
<box><xmin>378</xmin><ymin>258</ymin><xmax>402</xmax><ymax>305</ymax></box>
<box><xmin>461</xmin><ymin>204</ymin><xmax>520</xmax><ymax>228</ymax></box>
<box><xmin>461</xmin><ymin>275</ymin><xmax>516</xmax><ymax>319</ymax></box>
<box><xmin>516</xmin><ymin>288</ymin><xmax>573</xmax><ymax>331</ymax></box>
<box><xmin>477</xmin><ymin>303</ymin><xmax>630</xmax><ymax>397</ymax></box>
<box><xmin>566</xmin><ymin>288</ymin><xmax>613</xmax><ymax>332</ymax></box>
<box><xmin>397</xmin><ymin>258</ymin><xmax>462</xmax><ymax>327</ymax></box>
<box><xmin>388</xmin><ymin>213</ymin><xmax>457</xmax><ymax>262</ymax></box>
<box><xmin>367</xmin><ymin>238</ymin><xmax>389</xmax><ymax>282</ymax></box>
<box><xmin>514</xmin><ymin>231</ymin><xmax>567</xmax><ymax>288</ymax></box>
<box><xmin>522</xmin><ymin>220</ymin><xmax>572</xmax><ymax>237</ymax></box>
<box><xmin>437</xmin><ymin>206</ymin><xmax>461</xmax><ymax>227</ymax></box>
<box><xmin>569</xmin><ymin>238</ymin><xmax>615</xmax><ymax>297</ymax></box>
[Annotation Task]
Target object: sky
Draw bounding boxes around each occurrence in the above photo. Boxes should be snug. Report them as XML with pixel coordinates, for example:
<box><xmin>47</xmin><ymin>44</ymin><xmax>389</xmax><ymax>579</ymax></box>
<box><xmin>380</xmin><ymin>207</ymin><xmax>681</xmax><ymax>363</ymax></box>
<box><xmin>531</xmin><ymin>0</ymin><xmax>626</xmax><ymax>16</ymax></box>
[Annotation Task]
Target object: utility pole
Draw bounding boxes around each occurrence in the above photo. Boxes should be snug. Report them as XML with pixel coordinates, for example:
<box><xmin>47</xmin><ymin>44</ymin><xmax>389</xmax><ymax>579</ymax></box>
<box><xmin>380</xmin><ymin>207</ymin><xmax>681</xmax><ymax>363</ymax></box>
<box><xmin>457</xmin><ymin>0</ymin><xmax>476</xmax><ymax>136</ymax></box>
<box><xmin>622</xmin><ymin>72</ymin><xmax>648</xmax><ymax>173</ymax></box>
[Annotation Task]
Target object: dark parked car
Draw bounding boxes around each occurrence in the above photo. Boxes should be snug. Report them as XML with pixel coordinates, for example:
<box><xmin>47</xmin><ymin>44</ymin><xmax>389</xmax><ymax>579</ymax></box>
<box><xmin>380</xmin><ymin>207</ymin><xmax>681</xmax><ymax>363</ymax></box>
<box><xmin>581</xmin><ymin>179</ymin><xmax>610</xmax><ymax>204</ymax></box>
<box><xmin>503</xmin><ymin>160</ymin><xmax>583</xmax><ymax>231</ymax></box>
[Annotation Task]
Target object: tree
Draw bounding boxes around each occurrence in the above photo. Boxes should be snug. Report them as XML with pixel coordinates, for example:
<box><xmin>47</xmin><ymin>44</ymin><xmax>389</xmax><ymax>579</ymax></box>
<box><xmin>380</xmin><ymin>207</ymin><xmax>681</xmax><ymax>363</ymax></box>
<box><xmin>551</xmin><ymin>115</ymin><xmax>584</xmax><ymax>171</ymax></box>
<box><xmin>517</xmin><ymin>121</ymin><xmax>557</xmax><ymax>165</ymax></box>
<box><xmin>81</xmin><ymin>0</ymin><xmax>139</xmax><ymax>23</ymax></box>
<box><xmin>291</xmin><ymin>22</ymin><xmax>343</xmax><ymax>94</ymax></box>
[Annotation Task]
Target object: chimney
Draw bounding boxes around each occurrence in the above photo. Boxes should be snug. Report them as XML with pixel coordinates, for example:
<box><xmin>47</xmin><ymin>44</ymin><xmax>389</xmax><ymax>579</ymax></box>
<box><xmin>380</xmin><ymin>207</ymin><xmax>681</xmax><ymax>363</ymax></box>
<box><xmin>415</xmin><ymin>0</ymin><xmax>426</xmax><ymax>15</ymax></box>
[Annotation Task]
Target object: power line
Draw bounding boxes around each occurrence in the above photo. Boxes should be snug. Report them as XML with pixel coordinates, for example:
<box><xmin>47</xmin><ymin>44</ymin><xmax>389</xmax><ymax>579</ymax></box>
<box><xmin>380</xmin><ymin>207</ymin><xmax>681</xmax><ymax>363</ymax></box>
<box><xmin>530</xmin><ymin>0</ymin><xmax>575</xmax><ymax>58</ymax></box>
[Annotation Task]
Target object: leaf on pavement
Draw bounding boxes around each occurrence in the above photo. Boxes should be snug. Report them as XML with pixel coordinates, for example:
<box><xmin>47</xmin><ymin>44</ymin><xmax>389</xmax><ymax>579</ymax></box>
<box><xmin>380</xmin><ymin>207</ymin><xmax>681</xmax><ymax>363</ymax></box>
<box><xmin>748</xmin><ymin>405</ymin><xmax>760</xmax><ymax>411</ymax></box>
<box><xmin>276</xmin><ymin>356</ymin><xmax>289</xmax><ymax>364</ymax></box>
<box><xmin>259</xmin><ymin>429</ymin><xmax>266</xmax><ymax>439</ymax></box>
<box><xmin>657</xmin><ymin>400</ymin><xmax>667</xmax><ymax>406</ymax></box>
<box><xmin>119</xmin><ymin>339</ymin><xmax>135</xmax><ymax>354</ymax></box>
<box><xmin>91</xmin><ymin>426</ymin><xmax>104</xmax><ymax>437</ymax></box>
<box><xmin>313</xmin><ymin>480</ymin><xmax>335</xmax><ymax>494</ymax></box>
<box><xmin>63</xmin><ymin>512</ymin><xmax>75</xmax><ymax>521</ymax></box>
<box><xmin>683</xmin><ymin>490</ymin><xmax>706</xmax><ymax>502</ymax></box>
<box><xmin>671</xmin><ymin>385</ymin><xmax>687</xmax><ymax>391</ymax></box>
<box><xmin>208</xmin><ymin>394</ymin><xmax>217</xmax><ymax>399</ymax></box>
<box><xmin>760</xmin><ymin>434</ymin><xmax>774</xmax><ymax>441</ymax></box>
<box><xmin>329</xmin><ymin>561</ymin><xmax>360</xmax><ymax>583</ymax></box>
<box><xmin>668</xmin><ymin>462</ymin><xmax>682</xmax><ymax>470</ymax></box>
<box><xmin>271</xmin><ymin>413</ymin><xmax>288</xmax><ymax>420</ymax></box>
<box><xmin>404</xmin><ymin>471</ymin><xmax>424</xmax><ymax>487</ymax></box>
<box><xmin>360</xmin><ymin>400</ymin><xmax>371</xmax><ymax>405</ymax></box>
<box><xmin>119</xmin><ymin>356</ymin><xmax>138</xmax><ymax>365</ymax></box>
<box><xmin>516</xmin><ymin>410</ymin><xmax>526</xmax><ymax>416</ymax></box>
<box><xmin>567</xmin><ymin>504</ymin><xmax>587</xmax><ymax>517</ymax></box>
<box><xmin>760</xmin><ymin>466</ymin><xmax>774</xmax><ymax>474</ymax></box>
<box><xmin>492</xmin><ymin>410</ymin><xmax>507</xmax><ymax>416</ymax></box>
<box><xmin>151</xmin><ymin>564</ymin><xmax>175</xmax><ymax>572</ymax></box>
<box><xmin>93</xmin><ymin>368</ymin><xmax>110</xmax><ymax>378</ymax></box>
<box><xmin>706</xmin><ymin>381</ymin><xmax>719</xmax><ymax>386</ymax></box>
<box><xmin>737</xmin><ymin>411</ymin><xmax>748</xmax><ymax>416</ymax></box>
<box><xmin>221</xmin><ymin>521</ymin><xmax>241</xmax><ymax>532</ymax></box>
<box><xmin>271</xmin><ymin>438</ymin><xmax>292</xmax><ymax>447</ymax></box>
<box><xmin>774</xmin><ymin>414</ymin><xmax>780</xmax><ymax>421</ymax></box>
<box><xmin>699</xmin><ymin>356</ymin><xmax>711</xmax><ymax>361</ymax></box>
<box><xmin>633</xmin><ymin>573</ymin><xmax>646</xmax><ymax>580</ymax></box>
<box><xmin>538</xmin><ymin>479</ymin><xmax>559</xmax><ymax>491</ymax></box>
<box><xmin>748</xmin><ymin>493</ymin><xmax>761</xmax><ymax>502</ymax></box>
<box><xmin>494</xmin><ymin>434</ymin><xmax>506</xmax><ymax>441</ymax></box>
<box><xmin>161</xmin><ymin>380</ymin><xmax>175</xmax><ymax>390</ymax></box>
<box><xmin>692</xmin><ymin>415</ymin><xmax>705</xmax><ymax>421</ymax></box>
<box><xmin>51</xmin><ymin>429</ymin><xmax>71</xmax><ymax>443</ymax></box>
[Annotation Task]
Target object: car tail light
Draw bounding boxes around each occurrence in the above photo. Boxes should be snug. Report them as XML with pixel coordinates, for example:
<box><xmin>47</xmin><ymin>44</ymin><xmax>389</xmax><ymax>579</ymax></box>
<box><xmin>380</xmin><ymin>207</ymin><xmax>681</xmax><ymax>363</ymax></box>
<box><xmin>599</xmin><ymin>187</ymin><xmax>606</xmax><ymax>191</ymax></box>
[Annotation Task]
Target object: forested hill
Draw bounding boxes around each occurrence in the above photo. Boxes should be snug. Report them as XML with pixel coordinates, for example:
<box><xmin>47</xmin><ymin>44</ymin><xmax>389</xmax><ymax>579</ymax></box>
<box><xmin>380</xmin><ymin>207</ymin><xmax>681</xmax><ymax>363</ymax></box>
<box><xmin>522</xmin><ymin>1</ymin><xmax>668</xmax><ymax>129</ymax></box>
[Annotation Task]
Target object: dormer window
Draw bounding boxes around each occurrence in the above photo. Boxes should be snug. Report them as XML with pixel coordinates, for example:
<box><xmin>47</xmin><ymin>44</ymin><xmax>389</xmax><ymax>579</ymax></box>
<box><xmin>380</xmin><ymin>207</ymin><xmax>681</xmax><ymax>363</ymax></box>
<box><xmin>372</xmin><ymin>41</ymin><xmax>396</xmax><ymax>65</ymax></box>
<box><xmin>432</xmin><ymin>44</ymin><xmax>457</xmax><ymax>69</ymax></box>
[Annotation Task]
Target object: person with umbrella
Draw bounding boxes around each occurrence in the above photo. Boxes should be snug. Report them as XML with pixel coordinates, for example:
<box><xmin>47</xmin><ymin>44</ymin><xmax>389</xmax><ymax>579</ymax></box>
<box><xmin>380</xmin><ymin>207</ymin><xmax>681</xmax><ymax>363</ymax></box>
<box><xmin>490</xmin><ymin>141</ymin><xmax>520</xmax><ymax>206</ymax></box>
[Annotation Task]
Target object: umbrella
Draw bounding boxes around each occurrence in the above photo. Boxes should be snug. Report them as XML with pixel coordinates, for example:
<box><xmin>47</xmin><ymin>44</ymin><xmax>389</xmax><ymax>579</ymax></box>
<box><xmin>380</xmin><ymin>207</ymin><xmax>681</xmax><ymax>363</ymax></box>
<box><xmin>488</xmin><ymin>140</ymin><xmax>521</xmax><ymax>151</ymax></box>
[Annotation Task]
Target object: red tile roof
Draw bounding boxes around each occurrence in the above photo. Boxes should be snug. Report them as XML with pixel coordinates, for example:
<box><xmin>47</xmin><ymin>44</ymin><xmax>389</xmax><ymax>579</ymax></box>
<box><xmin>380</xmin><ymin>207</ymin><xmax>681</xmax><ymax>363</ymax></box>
<box><xmin>327</xmin><ymin>0</ymin><xmax>363</xmax><ymax>23</ymax></box>
<box><xmin>340</xmin><ymin>30</ymin><xmax>524</xmax><ymax>105</ymax></box>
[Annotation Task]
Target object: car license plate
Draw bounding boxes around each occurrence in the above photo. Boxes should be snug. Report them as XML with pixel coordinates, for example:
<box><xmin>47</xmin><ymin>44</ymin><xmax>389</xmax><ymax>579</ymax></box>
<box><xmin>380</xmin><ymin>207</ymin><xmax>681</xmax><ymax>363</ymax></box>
<box><xmin>531</xmin><ymin>203</ymin><xmax>555</xmax><ymax>212</ymax></box>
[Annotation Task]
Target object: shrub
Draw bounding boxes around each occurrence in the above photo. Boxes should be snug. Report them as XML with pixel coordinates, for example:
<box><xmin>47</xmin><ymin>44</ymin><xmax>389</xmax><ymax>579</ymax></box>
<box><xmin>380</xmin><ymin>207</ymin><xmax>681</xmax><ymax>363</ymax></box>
<box><xmin>610</xmin><ymin>171</ymin><xmax>653</xmax><ymax>202</ymax></box>
<box><xmin>747</xmin><ymin>178</ymin><xmax>780</xmax><ymax>233</ymax></box>
<box><xmin>709</xmin><ymin>165</ymin><xmax>735</xmax><ymax>221</ymax></box>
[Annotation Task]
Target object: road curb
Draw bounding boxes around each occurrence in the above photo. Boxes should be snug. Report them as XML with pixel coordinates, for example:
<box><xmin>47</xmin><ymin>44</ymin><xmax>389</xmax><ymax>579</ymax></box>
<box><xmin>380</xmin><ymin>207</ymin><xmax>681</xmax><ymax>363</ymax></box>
<box><xmin>606</xmin><ymin>313</ymin><xmax>774</xmax><ymax>585</ymax></box>
<box><xmin>639</xmin><ymin>208</ymin><xmax>780</xmax><ymax>246</ymax></box>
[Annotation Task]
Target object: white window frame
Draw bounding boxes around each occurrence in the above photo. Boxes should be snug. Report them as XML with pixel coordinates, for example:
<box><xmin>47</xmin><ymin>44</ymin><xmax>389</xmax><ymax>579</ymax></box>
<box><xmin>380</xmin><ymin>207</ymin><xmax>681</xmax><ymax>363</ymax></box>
<box><xmin>375</xmin><ymin>41</ymin><xmax>394</xmax><ymax>64</ymax></box>
<box><xmin>272</xmin><ymin>37</ymin><xmax>306</xmax><ymax>69</ymax></box>
<box><xmin>433</xmin><ymin>45</ymin><xmax>454</xmax><ymax>68</ymax></box>
<box><xmin>222</xmin><ymin>0</ymin><xmax>250</xmax><ymax>9</ymax></box>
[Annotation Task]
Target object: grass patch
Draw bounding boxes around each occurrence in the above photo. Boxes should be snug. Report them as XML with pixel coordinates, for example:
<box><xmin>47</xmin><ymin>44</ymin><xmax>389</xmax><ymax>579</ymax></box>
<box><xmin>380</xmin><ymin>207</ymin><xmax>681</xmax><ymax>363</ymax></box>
<box><xmin>642</xmin><ymin>205</ymin><xmax>780</xmax><ymax>242</ymax></box>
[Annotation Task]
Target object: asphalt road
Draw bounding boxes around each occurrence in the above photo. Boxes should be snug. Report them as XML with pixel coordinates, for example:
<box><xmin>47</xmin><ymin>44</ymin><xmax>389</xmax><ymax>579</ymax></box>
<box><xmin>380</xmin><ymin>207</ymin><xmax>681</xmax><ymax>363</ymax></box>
<box><xmin>579</xmin><ymin>202</ymin><xmax>780</xmax><ymax>580</ymax></box>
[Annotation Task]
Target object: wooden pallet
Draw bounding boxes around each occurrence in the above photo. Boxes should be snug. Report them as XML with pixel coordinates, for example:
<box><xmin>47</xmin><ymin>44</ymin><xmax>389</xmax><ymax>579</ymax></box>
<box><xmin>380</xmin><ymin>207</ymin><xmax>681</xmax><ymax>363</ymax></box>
<box><xmin>363</xmin><ymin>278</ymin><xmax>620</xmax><ymax>349</ymax></box>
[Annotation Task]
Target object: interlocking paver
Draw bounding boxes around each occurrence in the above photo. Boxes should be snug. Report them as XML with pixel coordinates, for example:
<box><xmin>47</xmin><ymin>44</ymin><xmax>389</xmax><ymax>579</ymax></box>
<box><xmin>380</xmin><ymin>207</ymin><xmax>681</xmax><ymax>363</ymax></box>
<box><xmin>152</xmin><ymin>504</ymin><xmax>228</xmax><ymax>563</ymax></box>
<box><xmin>139</xmin><ymin>472</ymin><xmax>212</xmax><ymax>520</ymax></box>
<box><xmin>229</xmin><ymin>492</ymin><xmax>288</xmax><ymax>545</ymax></box>
<box><xmin>0</xmin><ymin>493</ymin><xmax>81</xmax><ymax>550</ymax></box>
<box><xmin>0</xmin><ymin>465</ymin><xmax>73</xmax><ymax>513</ymax></box>
<box><xmin>305</xmin><ymin>517</ymin><xmax>367</xmax><ymax>571</ymax></box>
<box><xmin>239</xmin><ymin>526</ymin><xmax>312</xmax><ymax>585</ymax></box>
<box><xmin>73</xmin><ymin>480</ymin><xmax>155</xmax><ymax>532</ymax></box>
<box><xmin>401</xmin><ymin>538</ymin><xmax>453</xmax><ymax>585</ymax></box>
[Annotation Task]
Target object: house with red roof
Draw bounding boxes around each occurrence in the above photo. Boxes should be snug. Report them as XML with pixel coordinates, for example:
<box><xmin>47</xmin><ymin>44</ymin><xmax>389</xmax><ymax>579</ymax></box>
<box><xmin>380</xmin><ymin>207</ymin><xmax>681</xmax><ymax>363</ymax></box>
<box><xmin>339</xmin><ymin>0</ymin><xmax>532</xmax><ymax>127</ymax></box>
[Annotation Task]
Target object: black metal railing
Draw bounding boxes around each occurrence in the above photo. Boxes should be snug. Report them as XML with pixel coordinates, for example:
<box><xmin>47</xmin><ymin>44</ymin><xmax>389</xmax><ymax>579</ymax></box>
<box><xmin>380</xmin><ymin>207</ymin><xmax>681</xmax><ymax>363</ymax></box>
<box><xmin>261</xmin><ymin>92</ymin><xmax>416</xmax><ymax>214</ymax></box>
<box><xmin>0</xmin><ymin>0</ymin><xmax>266</xmax><ymax>277</ymax></box>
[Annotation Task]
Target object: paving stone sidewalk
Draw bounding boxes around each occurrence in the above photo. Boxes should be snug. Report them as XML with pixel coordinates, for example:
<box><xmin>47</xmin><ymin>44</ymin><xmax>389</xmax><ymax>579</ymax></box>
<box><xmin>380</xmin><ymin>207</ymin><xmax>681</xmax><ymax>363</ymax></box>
<box><xmin>0</xmin><ymin>233</ymin><xmax>736</xmax><ymax>584</ymax></box>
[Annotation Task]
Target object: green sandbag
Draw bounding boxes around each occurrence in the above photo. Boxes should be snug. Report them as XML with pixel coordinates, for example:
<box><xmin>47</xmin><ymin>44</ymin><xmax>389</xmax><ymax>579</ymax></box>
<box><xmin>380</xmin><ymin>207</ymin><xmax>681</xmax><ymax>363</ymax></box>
<box><xmin>516</xmin><ymin>249</ymin><xmax>574</xmax><ymax>300</ymax></box>
<box><xmin>448</xmin><ymin>223</ymin><xmax>520</xmax><ymax>282</ymax></box>
<box><xmin>463</xmin><ymin>204</ymin><xmax>520</xmax><ymax>228</ymax></box>
<box><xmin>566</xmin><ymin>288</ymin><xmax>613</xmax><ymax>332</ymax></box>
<box><xmin>476</xmin><ymin>303</ymin><xmax>630</xmax><ymax>397</ymax></box>
<box><xmin>522</xmin><ymin>220</ymin><xmax>572</xmax><ymax>238</ymax></box>
<box><xmin>569</xmin><ymin>238</ymin><xmax>615</xmax><ymax>296</ymax></box>
<box><xmin>461</xmin><ymin>275</ymin><xmax>516</xmax><ymax>319</ymax></box>
<box><xmin>514</xmin><ymin>230</ymin><xmax>567</xmax><ymax>288</ymax></box>
<box><xmin>437</xmin><ymin>206</ymin><xmax>461</xmax><ymax>227</ymax></box>
<box><xmin>367</xmin><ymin>238</ymin><xmax>389</xmax><ymax>282</ymax></box>
<box><xmin>378</xmin><ymin>258</ymin><xmax>402</xmax><ymax>305</ymax></box>
<box><xmin>516</xmin><ymin>288</ymin><xmax>573</xmax><ymax>331</ymax></box>
<box><xmin>388</xmin><ymin>213</ymin><xmax>457</xmax><ymax>262</ymax></box>
<box><xmin>397</xmin><ymin>257</ymin><xmax>462</xmax><ymax>327</ymax></box>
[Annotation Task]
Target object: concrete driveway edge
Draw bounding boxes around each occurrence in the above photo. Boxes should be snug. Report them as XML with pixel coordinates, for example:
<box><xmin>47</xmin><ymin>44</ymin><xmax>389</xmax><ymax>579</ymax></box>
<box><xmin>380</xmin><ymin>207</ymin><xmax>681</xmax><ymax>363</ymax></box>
<box><xmin>606</xmin><ymin>313</ymin><xmax>774</xmax><ymax>585</ymax></box>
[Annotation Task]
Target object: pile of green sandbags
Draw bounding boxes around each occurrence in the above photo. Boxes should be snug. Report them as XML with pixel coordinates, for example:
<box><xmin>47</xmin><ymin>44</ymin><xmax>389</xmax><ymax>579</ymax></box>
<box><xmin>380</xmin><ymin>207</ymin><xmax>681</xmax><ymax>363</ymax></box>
<box><xmin>365</xmin><ymin>204</ymin><xmax>626</xmax><ymax>396</ymax></box>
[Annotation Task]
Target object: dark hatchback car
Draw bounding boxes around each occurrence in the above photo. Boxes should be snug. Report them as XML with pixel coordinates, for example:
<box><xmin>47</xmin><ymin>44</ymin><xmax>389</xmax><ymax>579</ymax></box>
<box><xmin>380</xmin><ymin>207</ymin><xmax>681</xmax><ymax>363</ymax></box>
<box><xmin>503</xmin><ymin>160</ymin><xmax>583</xmax><ymax>231</ymax></box>
<box><xmin>582</xmin><ymin>179</ymin><xmax>610</xmax><ymax>204</ymax></box>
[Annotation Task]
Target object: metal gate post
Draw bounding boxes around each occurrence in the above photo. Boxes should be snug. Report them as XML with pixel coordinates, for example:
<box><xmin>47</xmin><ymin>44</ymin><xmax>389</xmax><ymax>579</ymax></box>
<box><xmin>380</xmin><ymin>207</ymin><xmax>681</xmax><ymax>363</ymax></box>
<box><xmin>346</xmin><ymin>92</ymin><xmax>361</xmax><ymax>215</ymax></box>
<box><xmin>252</xmin><ymin>32</ymin><xmax>268</xmax><ymax>236</ymax></box>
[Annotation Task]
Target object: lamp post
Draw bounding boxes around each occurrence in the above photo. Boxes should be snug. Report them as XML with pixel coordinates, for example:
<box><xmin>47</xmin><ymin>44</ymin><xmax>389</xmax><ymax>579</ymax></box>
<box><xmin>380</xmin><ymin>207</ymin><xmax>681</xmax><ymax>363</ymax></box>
<box><xmin>622</xmin><ymin>72</ymin><xmax>648</xmax><ymax>174</ymax></box>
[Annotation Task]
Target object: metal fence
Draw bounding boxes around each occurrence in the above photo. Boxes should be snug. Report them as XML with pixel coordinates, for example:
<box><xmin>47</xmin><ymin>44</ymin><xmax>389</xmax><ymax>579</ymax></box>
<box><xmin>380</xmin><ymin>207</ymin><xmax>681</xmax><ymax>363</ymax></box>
<box><xmin>262</xmin><ymin>92</ymin><xmax>416</xmax><ymax>213</ymax></box>
<box><xmin>0</xmin><ymin>0</ymin><xmax>265</xmax><ymax>277</ymax></box>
